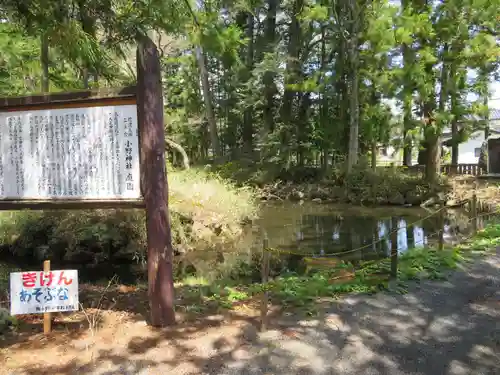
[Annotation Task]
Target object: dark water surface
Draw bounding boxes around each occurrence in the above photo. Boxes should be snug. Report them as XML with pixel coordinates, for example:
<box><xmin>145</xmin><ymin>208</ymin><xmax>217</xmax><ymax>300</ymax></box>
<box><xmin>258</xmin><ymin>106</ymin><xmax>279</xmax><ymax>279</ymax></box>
<box><xmin>255</xmin><ymin>202</ymin><xmax>494</xmax><ymax>263</ymax></box>
<box><xmin>0</xmin><ymin>202</ymin><xmax>496</xmax><ymax>284</ymax></box>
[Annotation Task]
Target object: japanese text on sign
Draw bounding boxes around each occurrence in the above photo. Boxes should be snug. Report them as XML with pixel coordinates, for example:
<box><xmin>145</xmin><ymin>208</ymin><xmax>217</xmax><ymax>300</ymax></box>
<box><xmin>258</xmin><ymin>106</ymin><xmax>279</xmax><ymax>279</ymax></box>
<box><xmin>10</xmin><ymin>270</ymin><xmax>79</xmax><ymax>315</ymax></box>
<box><xmin>0</xmin><ymin>104</ymin><xmax>140</xmax><ymax>200</ymax></box>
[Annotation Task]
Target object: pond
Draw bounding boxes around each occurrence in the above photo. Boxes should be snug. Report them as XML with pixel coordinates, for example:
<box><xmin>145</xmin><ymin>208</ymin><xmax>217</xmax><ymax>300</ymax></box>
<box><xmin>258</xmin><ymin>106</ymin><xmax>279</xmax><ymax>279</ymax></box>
<box><xmin>0</xmin><ymin>202</ymin><xmax>496</xmax><ymax>284</ymax></box>
<box><xmin>254</xmin><ymin>202</ymin><xmax>493</xmax><ymax>263</ymax></box>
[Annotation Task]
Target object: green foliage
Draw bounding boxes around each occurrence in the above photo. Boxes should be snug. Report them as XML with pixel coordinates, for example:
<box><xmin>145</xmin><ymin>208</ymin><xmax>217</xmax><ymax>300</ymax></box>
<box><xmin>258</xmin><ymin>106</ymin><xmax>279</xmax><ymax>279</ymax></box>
<box><xmin>2</xmin><ymin>0</ymin><xmax>499</xmax><ymax>174</ymax></box>
<box><xmin>0</xmin><ymin>210</ymin><xmax>146</xmax><ymax>264</ymax></box>
<box><xmin>180</xmin><ymin>222</ymin><xmax>500</xmax><ymax>312</ymax></box>
<box><xmin>0</xmin><ymin>263</ymin><xmax>19</xmax><ymax>301</ymax></box>
<box><xmin>214</xmin><ymin>159</ymin><xmax>440</xmax><ymax>206</ymax></box>
<box><xmin>0</xmin><ymin>168</ymin><xmax>257</xmax><ymax>281</ymax></box>
<box><xmin>0</xmin><ymin>307</ymin><xmax>17</xmax><ymax>335</ymax></box>
<box><xmin>337</xmin><ymin>163</ymin><xmax>437</xmax><ymax>205</ymax></box>
<box><xmin>0</xmin><ymin>23</ymin><xmax>41</xmax><ymax>95</ymax></box>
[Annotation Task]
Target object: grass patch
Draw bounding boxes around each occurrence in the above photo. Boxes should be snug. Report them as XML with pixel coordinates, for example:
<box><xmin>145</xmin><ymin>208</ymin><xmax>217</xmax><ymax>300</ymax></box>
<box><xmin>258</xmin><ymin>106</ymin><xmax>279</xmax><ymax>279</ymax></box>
<box><xmin>177</xmin><ymin>222</ymin><xmax>500</xmax><ymax>311</ymax></box>
<box><xmin>169</xmin><ymin>167</ymin><xmax>257</xmax><ymax>225</ymax></box>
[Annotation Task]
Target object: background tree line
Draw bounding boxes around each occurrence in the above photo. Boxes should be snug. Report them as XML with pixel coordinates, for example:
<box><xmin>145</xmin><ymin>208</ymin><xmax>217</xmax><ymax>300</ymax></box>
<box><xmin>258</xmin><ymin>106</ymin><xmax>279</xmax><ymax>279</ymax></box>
<box><xmin>1</xmin><ymin>0</ymin><xmax>499</xmax><ymax>183</ymax></box>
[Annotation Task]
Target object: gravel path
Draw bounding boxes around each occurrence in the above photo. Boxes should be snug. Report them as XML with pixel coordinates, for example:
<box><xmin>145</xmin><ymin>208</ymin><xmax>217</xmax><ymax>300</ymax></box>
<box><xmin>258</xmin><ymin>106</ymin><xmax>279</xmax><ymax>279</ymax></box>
<box><xmin>6</xmin><ymin>248</ymin><xmax>499</xmax><ymax>375</ymax></box>
<box><xmin>215</xmin><ymin>248</ymin><xmax>500</xmax><ymax>375</ymax></box>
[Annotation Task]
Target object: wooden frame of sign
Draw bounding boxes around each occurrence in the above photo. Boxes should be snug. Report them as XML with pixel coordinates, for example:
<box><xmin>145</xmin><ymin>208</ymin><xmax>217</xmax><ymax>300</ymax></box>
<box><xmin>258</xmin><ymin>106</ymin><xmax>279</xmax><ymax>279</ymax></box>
<box><xmin>0</xmin><ymin>36</ymin><xmax>175</xmax><ymax>327</ymax></box>
<box><xmin>0</xmin><ymin>86</ymin><xmax>143</xmax><ymax>209</ymax></box>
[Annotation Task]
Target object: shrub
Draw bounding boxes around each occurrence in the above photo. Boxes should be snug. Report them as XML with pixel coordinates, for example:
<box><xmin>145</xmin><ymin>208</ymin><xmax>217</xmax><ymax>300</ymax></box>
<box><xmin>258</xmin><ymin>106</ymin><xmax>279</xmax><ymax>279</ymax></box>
<box><xmin>0</xmin><ymin>307</ymin><xmax>15</xmax><ymax>334</ymax></box>
<box><xmin>334</xmin><ymin>163</ymin><xmax>442</xmax><ymax>205</ymax></box>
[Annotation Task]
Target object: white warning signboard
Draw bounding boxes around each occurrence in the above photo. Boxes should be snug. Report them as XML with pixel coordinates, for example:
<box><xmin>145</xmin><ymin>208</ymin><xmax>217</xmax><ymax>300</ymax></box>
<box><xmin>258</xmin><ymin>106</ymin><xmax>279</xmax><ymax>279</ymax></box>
<box><xmin>10</xmin><ymin>269</ymin><xmax>79</xmax><ymax>315</ymax></box>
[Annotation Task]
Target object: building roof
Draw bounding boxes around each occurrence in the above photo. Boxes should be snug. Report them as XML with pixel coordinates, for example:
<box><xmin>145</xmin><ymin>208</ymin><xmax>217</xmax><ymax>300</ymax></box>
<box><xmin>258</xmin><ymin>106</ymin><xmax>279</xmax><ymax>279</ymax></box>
<box><xmin>441</xmin><ymin>128</ymin><xmax>500</xmax><ymax>141</ymax></box>
<box><xmin>442</xmin><ymin>109</ymin><xmax>500</xmax><ymax>137</ymax></box>
<box><xmin>465</xmin><ymin>108</ymin><xmax>500</xmax><ymax>122</ymax></box>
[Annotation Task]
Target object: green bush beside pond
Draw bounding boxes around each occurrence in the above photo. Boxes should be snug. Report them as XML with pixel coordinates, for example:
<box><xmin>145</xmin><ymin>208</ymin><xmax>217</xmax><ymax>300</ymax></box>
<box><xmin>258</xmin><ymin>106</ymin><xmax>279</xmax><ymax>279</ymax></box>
<box><xmin>213</xmin><ymin>161</ymin><xmax>446</xmax><ymax>205</ymax></box>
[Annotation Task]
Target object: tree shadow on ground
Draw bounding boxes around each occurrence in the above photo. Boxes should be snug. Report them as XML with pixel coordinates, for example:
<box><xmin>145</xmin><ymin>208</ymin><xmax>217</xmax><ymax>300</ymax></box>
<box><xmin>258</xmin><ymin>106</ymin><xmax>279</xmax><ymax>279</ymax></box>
<box><xmin>3</xmin><ymin>250</ymin><xmax>500</xmax><ymax>375</ymax></box>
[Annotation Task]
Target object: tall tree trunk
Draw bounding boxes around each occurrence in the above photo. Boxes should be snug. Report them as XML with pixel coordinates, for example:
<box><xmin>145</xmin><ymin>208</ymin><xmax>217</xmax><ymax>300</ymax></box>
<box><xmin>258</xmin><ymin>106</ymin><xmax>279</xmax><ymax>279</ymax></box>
<box><xmin>371</xmin><ymin>141</ymin><xmax>377</xmax><ymax>170</ymax></box>
<box><xmin>319</xmin><ymin>27</ymin><xmax>329</xmax><ymax>171</ymax></box>
<box><xmin>402</xmin><ymin>111</ymin><xmax>413</xmax><ymax>166</ymax></box>
<box><xmin>78</xmin><ymin>0</ymin><xmax>97</xmax><ymax>88</ymax></box>
<box><xmin>479</xmin><ymin>69</ymin><xmax>490</xmax><ymax>139</ymax></box>
<box><xmin>450</xmin><ymin>64</ymin><xmax>459</xmax><ymax>165</ymax></box>
<box><xmin>346</xmin><ymin>0</ymin><xmax>361</xmax><ymax>173</ymax></box>
<box><xmin>424</xmin><ymin>43</ymin><xmax>448</xmax><ymax>183</ymax></box>
<box><xmin>297</xmin><ymin>92</ymin><xmax>312</xmax><ymax>166</ymax></box>
<box><xmin>334</xmin><ymin>1</ymin><xmax>349</xmax><ymax>155</ymax></box>
<box><xmin>450</xmin><ymin>107</ymin><xmax>459</xmax><ymax>165</ymax></box>
<box><xmin>137</xmin><ymin>36</ymin><xmax>175</xmax><ymax>326</ymax></box>
<box><xmin>449</xmin><ymin>39</ymin><xmax>465</xmax><ymax>166</ymax></box>
<box><xmin>424</xmin><ymin>135</ymin><xmax>440</xmax><ymax>183</ymax></box>
<box><xmin>41</xmin><ymin>33</ymin><xmax>49</xmax><ymax>93</ymax></box>
<box><xmin>195</xmin><ymin>47</ymin><xmax>221</xmax><ymax>160</ymax></box>
<box><xmin>242</xmin><ymin>12</ymin><xmax>255</xmax><ymax>155</ymax></box>
<box><xmin>401</xmin><ymin>0</ymin><xmax>413</xmax><ymax>166</ymax></box>
<box><xmin>262</xmin><ymin>0</ymin><xmax>279</xmax><ymax>135</ymax></box>
<box><xmin>281</xmin><ymin>0</ymin><xmax>303</xmax><ymax>167</ymax></box>
<box><xmin>281</xmin><ymin>0</ymin><xmax>302</xmax><ymax>124</ymax></box>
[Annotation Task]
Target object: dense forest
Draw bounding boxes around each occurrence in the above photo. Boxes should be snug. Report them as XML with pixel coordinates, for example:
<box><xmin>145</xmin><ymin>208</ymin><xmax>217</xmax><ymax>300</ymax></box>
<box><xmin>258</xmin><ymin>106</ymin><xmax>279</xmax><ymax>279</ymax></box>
<box><xmin>0</xmin><ymin>0</ymin><xmax>499</xmax><ymax>184</ymax></box>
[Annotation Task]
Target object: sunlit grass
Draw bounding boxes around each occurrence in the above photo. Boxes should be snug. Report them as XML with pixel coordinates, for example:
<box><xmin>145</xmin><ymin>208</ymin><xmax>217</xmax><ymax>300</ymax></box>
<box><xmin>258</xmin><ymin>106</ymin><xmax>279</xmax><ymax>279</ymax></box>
<box><xmin>168</xmin><ymin>166</ymin><xmax>258</xmax><ymax>226</ymax></box>
<box><xmin>175</xmin><ymin>275</ymin><xmax>210</xmax><ymax>287</ymax></box>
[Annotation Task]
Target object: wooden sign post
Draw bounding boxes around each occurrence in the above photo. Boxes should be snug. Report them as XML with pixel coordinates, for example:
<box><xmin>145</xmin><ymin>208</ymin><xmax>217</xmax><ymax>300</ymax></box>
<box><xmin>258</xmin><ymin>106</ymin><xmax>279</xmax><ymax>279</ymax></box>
<box><xmin>137</xmin><ymin>36</ymin><xmax>175</xmax><ymax>327</ymax></box>
<box><xmin>43</xmin><ymin>260</ymin><xmax>51</xmax><ymax>334</ymax></box>
<box><xmin>0</xmin><ymin>36</ymin><xmax>175</xmax><ymax>327</ymax></box>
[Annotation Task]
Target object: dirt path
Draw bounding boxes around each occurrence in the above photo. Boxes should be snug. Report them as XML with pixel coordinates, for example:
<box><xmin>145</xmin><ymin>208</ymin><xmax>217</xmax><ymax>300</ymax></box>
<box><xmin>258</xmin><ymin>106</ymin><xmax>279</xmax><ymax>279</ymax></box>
<box><xmin>2</xmin><ymin>249</ymin><xmax>499</xmax><ymax>375</ymax></box>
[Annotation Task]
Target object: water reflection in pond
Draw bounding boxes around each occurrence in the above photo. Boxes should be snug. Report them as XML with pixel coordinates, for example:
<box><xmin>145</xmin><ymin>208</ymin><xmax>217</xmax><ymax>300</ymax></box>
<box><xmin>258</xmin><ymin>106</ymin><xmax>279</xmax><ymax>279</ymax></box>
<box><xmin>256</xmin><ymin>202</ymin><xmax>492</xmax><ymax>263</ymax></box>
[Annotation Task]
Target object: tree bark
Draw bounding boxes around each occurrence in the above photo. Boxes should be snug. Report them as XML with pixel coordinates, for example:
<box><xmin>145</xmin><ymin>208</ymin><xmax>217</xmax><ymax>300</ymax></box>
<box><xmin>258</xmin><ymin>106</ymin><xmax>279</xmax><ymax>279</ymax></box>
<box><xmin>346</xmin><ymin>0</ymin><xmax>361</xmax><ymax>173</ymax></box>
<box><xmin>334</xmin><ymin>1</ymin><xmax>349</xmax><ymax>155</ymax></box>
<box><xmin>262</xmin><ymin>0</ymin><xmax>278</xmax><ymax>135</ymax></box>
<box><xmin>281</xmin><ymin>0</ymin><xmax>302</xmax><ymax>125</ymax></box>
<box><xmin>166</xmin><ymin>138</ymin><xmax>190</xmax><ymax>170</ymax></box>
<box><xmin>401</xmin><ymin>0</ymin><xmax>413</xmax><ymax>166</ymax></box>
<box><xmin>297</xmin><ymin>92</ymin><xmax>312</xmax><ymax>166</ymax></box>
<box><xmin>137</xmin><ymin>36</ymin><xmax>176</xmax><ymax>327</ymax></box>
<box><xmin>319</xmin><ymin>26</ymin><xmax>329</xmax><ymax>171</ymax></box>
<box><xmin>195</xmin><ymin>47</ymin><xmax>221</xmax><ymax>161</ymax></box>
<box><xmin>371</xmin><ymin>141</ymin><xmax>377</xmax><ymax>171</ymax></box>
<box><xmin>78</xmin><ymin>0</ymin><xmax>97</xmax><ymax>88</ymax></box>
<box><xmin>242</xmin><ymin>12</ymin><xmax>255</xmax><ymax>155</ymax></box>
<box><xmin>422</xmin><ymin>7</ymin><xmax>442</xmax><ymax>183</ymax></box>
<box><xmin>41</xmin><ymin>33</ymin><xmax>49</xmax><ymax>93</ymax></box>
<box><xmin>480</xmin><ymin>68</ymin><xmax>490</xmax><ymax>139</ymax></box>
<box><xmin>424</xmin><ymin>135</ymin><xmax>440</xmax><ymax>183</ymax></box>
<box><xmin>450</xmin><ymin>76</ymin><xmax>459</xmax><ymax>165</ymax></box>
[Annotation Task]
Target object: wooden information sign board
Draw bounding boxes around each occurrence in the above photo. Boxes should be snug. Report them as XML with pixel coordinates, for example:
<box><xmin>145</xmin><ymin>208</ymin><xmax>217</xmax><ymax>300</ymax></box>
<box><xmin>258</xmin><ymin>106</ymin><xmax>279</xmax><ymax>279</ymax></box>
<box><xmin>1</xmin><ymin>36</ymin><xmax>176</xmax><ymax>328</ymax></box>
<box><xmin>0</xmin><ymin>102</ymin><xmax>140</xmax><ymax>201</ymax></box>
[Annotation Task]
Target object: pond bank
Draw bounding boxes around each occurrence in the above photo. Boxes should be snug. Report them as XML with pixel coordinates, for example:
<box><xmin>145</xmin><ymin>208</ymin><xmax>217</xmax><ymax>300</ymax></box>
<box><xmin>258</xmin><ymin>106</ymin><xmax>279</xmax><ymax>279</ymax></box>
<box><xmin>214</xmin><ymin>162</ymin><xmax>500</xmax><ymax>209</ymax></box>
<box><xmin>257</xmin><ymin>175</ymin><xmax>500</xmax><ymax>217</ymax></box>
<box><xmin>0</xmin><ymin>199</ymin><xmax>493</xmax><ymax>293</ymax></box>
<box><xmin>1</xmin><ymin>224</ymin><xmax>499</xmax><ymax>375</ymax></box>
